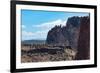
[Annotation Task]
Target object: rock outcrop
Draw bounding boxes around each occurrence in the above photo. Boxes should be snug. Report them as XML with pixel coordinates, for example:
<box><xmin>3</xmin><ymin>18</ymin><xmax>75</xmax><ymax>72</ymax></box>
<box><xmin>46</xmin><ymin>16</ymin><xmax>90</xmax><ymax>60</ymax></box>
<box><xmin>63</xmin><ymin>16</ymin><xmax>81</xmax><ymax>49</ymax></box>
<box><xmin>75</xmin><ymin>16</ymin><xmax>90</xmax><ymax>60</ymax></box>
<box><xmin>46</xmin><ymin>16</ymin><xmax>81</xmax><ymax>49</ymax></box>
<box><xmin>46</xmin><ymin>25</ymin><xmax>69</xmax><ymax>45</ymax></box>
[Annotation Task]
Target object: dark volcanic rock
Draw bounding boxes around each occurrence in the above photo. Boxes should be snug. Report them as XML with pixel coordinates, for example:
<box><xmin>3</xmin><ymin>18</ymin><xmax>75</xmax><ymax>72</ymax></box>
<box><xmin>46</xmin><ymin>16</ymin><xmax>90</xmax><ymax>58</ymax></box>
<box><xmin>67</xmin><ymin>16</ymin><xmax>81</xmax><ymax>27</ymax></box>
<box><xmin>46</xmin><ymin>16</ymin><xmax>90</xmax><ymax>60</ymax></box>
<box><xmin>63</xmin><ymin>17</ymin><xmax>81</xmax><ymax>49</ymax></box>
<box><xmin>46</xmin><ymin>25</ymin><xmax>69</xmax><ymax>45</ymax></box>
<box><xmin>75</xmin><ymin>16</ymin><xmax>90</xmax><ymax>60</ymax></box>
<box><xmin>46</xmin><ymin>16</ymin><xmax>81</xmax><ymax>49</ymax></box>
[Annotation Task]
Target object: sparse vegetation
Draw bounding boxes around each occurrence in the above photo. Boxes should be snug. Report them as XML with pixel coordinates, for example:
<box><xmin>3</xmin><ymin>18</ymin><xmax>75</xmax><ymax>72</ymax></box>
<box><xmin>21</xmin><ymin>44</ymin><xmax>77</xmax><ymax>63</ymax></box>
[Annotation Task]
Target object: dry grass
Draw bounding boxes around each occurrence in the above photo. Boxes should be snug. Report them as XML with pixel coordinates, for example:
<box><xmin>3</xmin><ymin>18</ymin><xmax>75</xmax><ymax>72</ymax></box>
<box><xmin>21</xmin><ymin>45</ymin><xmax>77</xmax><ymax>63</ymax></box>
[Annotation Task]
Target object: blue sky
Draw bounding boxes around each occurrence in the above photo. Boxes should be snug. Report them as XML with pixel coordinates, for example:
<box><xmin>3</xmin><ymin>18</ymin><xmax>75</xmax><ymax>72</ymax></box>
<box><xmin>21</xmin><ymin>9</ymin><xmax>89</xmax><ymax>40</ymax></box>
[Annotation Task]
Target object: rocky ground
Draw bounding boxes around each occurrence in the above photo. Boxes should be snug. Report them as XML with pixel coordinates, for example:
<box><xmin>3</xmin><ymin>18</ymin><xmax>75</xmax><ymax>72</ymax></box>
<box><xmin>21</xmin><ymin>45</ymin><xmax>77</xmax><ymax>63</ymax></box>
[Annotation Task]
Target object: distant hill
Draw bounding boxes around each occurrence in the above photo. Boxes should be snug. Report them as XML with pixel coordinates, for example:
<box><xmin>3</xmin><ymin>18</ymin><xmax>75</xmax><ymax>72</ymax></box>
<box><xmin>22</xmin><ymin>40</ymin><xmax>45</xmax><ymax>45</ymax></box>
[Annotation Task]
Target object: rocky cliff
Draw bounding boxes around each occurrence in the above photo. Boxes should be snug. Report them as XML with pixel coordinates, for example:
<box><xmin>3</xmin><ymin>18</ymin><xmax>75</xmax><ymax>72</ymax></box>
<box><xmin>46</xmin><ymin>25</ymin><xmax>69</xmax><ymax>45</ymax></box>
<box><xmin>75</xmin><ymin>16</ymin><xmax>90</xmax><ymax>60</ymax></box>
<box><xmin>46</xmin><ymin>16</ymin><xmax>90</xmax><ymax>60</ymax></box>
<box><xmin>46</xmin><ymin>16</ymin><xmax>81</xmax><ymax>49</ymax></box>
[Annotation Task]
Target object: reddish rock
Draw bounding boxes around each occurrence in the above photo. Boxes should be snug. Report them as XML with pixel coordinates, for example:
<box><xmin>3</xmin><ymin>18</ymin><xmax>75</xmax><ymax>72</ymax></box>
<box><xmin>75</xmin><ymin>16</ymin><xmax>90</xmax><ymax>60</ymax></box>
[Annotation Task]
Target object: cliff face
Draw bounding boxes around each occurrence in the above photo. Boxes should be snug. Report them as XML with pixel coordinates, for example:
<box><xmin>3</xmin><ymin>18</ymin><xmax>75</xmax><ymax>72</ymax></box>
<box><xmin>46</xmin><ymin>16</ymin><xmax>81</xmax><ymax>49</ymax></box>
<box><xmin>46</xmin><ymin>25</ymin><xmax>69</xmax><ymax>45</ymax></box>
<box><xmin>46</xmin><ymin>16</ymin><xmax>90</xmax><ymax>60</ymax></box>
<box><xmin>63</xmin><ymin>17</ymin><xmax>81</xmax><ymax>49</ymax></box>
<box><xmin>75</xmin><ymin>16</ymin><xmax>90</xmax><ymax>60</ymax></box>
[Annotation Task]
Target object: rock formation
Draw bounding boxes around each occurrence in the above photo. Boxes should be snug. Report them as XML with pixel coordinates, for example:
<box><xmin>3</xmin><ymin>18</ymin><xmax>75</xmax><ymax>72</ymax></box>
<box><xmin>46</xmin><ymin>16</ymin><xmax>90</xmax><ymax>60</ymax></box>
<box><xmin>75</xmin><ymin>16</ymin><xmax>90</xmax><ymax>60</ymax></box>
<box><xmin>46</xmin><ymin>16</ymin><xmax>81</xmax><ymax>49</ymax></box>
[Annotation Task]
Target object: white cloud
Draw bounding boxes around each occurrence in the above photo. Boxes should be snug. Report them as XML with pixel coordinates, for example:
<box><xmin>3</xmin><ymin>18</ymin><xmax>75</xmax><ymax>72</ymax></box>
<box><xmin>32</xmin><ymin>19</ymin><xmax>66</xmax><ymax>30</ymax></box>
<box><xmin>22</xmin><ymin>30</ymin><xmax>48</xmax><ymax>40</ymax></box>
<box><xmin>22</xmin><ymin>19</ymin><xmax>67</xmax><ymax>40</ymax></box>
<box><xmin>22</xmin><ymin>31</ymin><xmax>34</xmax><ymax>36</ymax></box>
<box><xmin>22</xmin><ymin>25</ymin><xmax>26</xmax><ymax>29</ymax></box>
